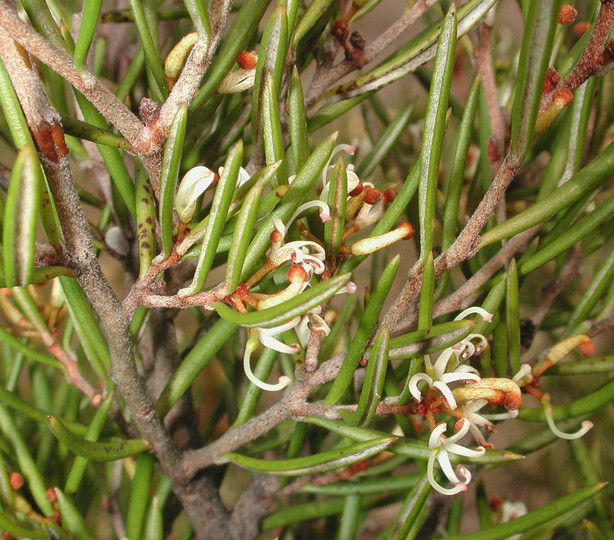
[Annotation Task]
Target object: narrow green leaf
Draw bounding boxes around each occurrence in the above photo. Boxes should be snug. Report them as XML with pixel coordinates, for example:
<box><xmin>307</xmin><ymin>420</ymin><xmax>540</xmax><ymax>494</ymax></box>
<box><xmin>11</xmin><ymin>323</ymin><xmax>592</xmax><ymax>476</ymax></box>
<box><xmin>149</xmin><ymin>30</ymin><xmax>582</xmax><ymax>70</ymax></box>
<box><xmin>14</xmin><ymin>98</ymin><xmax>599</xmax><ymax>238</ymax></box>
<box><xmin>419</xmin><ymin>4</ymin><xmax>456</xmax><ymax>261</ymax></box>
<box><xmin>55</xmin><ymin>488</ymin><xmax>94</xmax><ymax>539</ymax></box>
<box><xmin>418</xmin><ymin>252</ymin><xmax>435</xmax><ymax>330</ymax></box>
<box><xmin>74</xmin><ymin>0</ymin><xmax>104</xmax><ymax>71</ymax></box>
<box><xmin>261</xmin><ymin>75</ymin><xmax>287</xmax><ymax>187</ymax></box>
<box><xmin>156</xmin><ymin>319</ymin><xmax>238</xmax><ymax>416</ymax></box>
<box><xmin>288</xmin><ymin>66</ymin><xmax>309</xmax><ymax>171</ymax></box>
<box><xmin>326</xmin><ymin>256</ymin><xmax>399</xmax><ymax>403</ymax></box>
<box><xmin>127</xmin><ymin>453</ymin><xmax>156</xmax><ymax>540</ymax></box>
<box><xmin>59</xmin><ymin>114</ymin><xmax>131</xmax><ymax>151</ymax></box>
<box><xmin>159</xmin><ymin>105</ymin><xmax>188</xmax><ymax>257</ymax></box>
<box><xmin>337</xmin><ymin>494</ymin><xmax>362</xmax><ymax>540</ymax></box>
<box><xmin>446</xmin><ymin>484</ymin><xmax>606</xmax><ymax>540</ymax></box>
<box><xmin>547</xmin><ymin>356</ymin><xmax>614</xmax><ymax>375</ymax></box>
<box><xmin>352</xmin><ymin>329</ymin><xmax>390</xmax><ymax>427</ymax></box>
<box><xmin>563</xmin><ymin>247</ymin><xmax>614</xmax><ymax>336</ymax></box>
<box><xmin>291</xmin><ymin>0</ymin><xmax>334</xmax><ymax>47</ymax></box>
<box><xmin>65</xmin><ymin>396</ymin><xmax>113</xmax><ymax>493</ymax></box>
<box><xmin>390</xmin><ymin>320</ymin><xmax>476</xmax><ymax>350</ymax></box>
<box><xmin>509</xmin><ymin>0</ymin><xmax>559</xmax><ymax>157</ymax></box>
<box><xmin>301</xmin><ymin>473</ymin><xmax>420</xmax><ymax>495</ymax></box>
<box><xmin>59</xmin><ymin>277</ymin><xmax>111</xmax><ymax>383</ymax></box>
<box><xmin>0</xmin><ymin>404</ymin><xmax>54</xmax><ymax>515</ymax></box>
<box><xmin>325</xmin><ymin>158</ymin><xmax>347</xmax><ymax>263</ymax></box>
<box><xmin>128</xmin><ymin>0</ymin><xmax>168</xmax><ymax>97</ymax></box>
<box><xmin>505</xmin><ymin>259</ymin><xmax>520</xmax><ymax>374</ymax></box>
<box><xmin>184</xmin><ymin>0</ymin><xmax>211</xmax><ymax>39</ymax></box>
<box><xmin>46</xmin><ymin>416</ymin><xmax>151</xmax><ymax>461</ymax></box>
<box><xmin>0</xmin><ymin>511</ymin><xmax>43</xmax><ymax>539</ymax></box>
<box><xmin>518</xmin><ymin>191</ymin><xmax>614</xmax><ymax>274</ymax></box>
<box><xmin>223</xmin><ymin>437</ymin><xmax>396</xmax><ymax>476</ymax></box>
<box><xmin>479</xmin><ymin>140</ymin><xmax>614</xmax><ymax>247</ymax></box>
<box><xmin>3</xmin><ymin>144</ymin><xmax>40</xmax><ymax>286</ymax></box>
<box><xmin>215</xmin><ymin>273</ymin><xmax>351</xmax><ymax>328</ymax></box>
<box><xmin>226</xmin><ymin>178</ymin><xmax>264</xmax><ymax>291</ymax></box>
<box><xmin>390</xmin><ymin>475</ymin><xmax>431</xmax><ymax>540</ymax></box>
<box><xmin>135</xmin><ymin>162</ymin><xmax>157</xmax><ymax>277</ymax></box>
<box><xmin>179</xmin><ymin>140</ymin><xmax>243</xmax><ymax>295</ymax></box>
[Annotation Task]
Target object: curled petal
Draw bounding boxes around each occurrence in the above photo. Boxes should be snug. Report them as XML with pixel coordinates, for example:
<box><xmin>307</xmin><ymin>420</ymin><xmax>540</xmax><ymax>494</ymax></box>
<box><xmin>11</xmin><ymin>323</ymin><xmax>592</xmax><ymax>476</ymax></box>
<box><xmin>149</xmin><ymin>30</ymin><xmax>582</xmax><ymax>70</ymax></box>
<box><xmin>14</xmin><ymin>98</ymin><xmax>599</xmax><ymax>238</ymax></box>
<box><xmin>445</xmin><ymin>442</ymin><xmax>486</xmax><ymax>458</ymax></box>
<box><xmin>175</xmin><ymin>166</ymin><xmax>216</xmax><ymax>221</ymax></box>
<box><xmin>454</xmin><ymin>307</ymin><xmax>493</xmax><ymax>322</ymax></box>
<box><xmin>243</xmin><ymin>339</ymin><xmax>292</xmax><ymax>392</ymax></box>
<box><xmin>437</xmin><ymin>448</ymin><xmax>461</xmax><ymax>485</ymax></box>
<box><xmin>456</xmin><ymin>465</ymin><xmax>472</xmax><ymax>485</ymax></box>
<box><xmin>433</xmin><ymin>381</ymin><xmax>458</xmax><ymax>410</ymax></box>
<box><xmin>513</xmin><ymin>363</ymin><xmax>533</xmax><ymax>385</ymax></box>
<box><xmin>258</xmin><ymin>332</ymin><xmax>301</xmax><ymax>355</ymax></box>
<box><xmin>543</xmin><ymin>395</ymin><xmax>593</xmax><ymax>440</ymax></box>
<box><xmin>428</xmin><ymin>423</ymin><xmax>449</xmax><ymax>447</ymax></box>
<box><xmin>427</xmin><ymin>451</ymin><xmax>468</xmax><ymax>496</ymax></box>
<box><xmin>409</xmin><ymin>373</ymin><xmax>433</xmax><ymax>403</ymax></box>
<box><xmin>446</xmin><ymin>419</ymin><xmax>471</xmax><ymax>443</ymax></box>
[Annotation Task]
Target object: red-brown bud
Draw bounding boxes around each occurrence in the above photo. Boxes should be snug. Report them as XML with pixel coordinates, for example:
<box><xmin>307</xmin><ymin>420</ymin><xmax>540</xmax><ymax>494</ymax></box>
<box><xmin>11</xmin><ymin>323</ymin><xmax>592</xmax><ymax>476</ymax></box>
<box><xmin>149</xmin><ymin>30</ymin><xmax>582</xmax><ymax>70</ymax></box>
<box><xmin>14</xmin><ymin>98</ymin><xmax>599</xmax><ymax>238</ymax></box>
<box><xmin>46</xmin><ymin>488</ymin><xmax>58</xmax><ymax>504</ymax></box>
<box><xmin>237</xmin><ymin>51</ymin><xmax>257</xmax><ymax>70</ymax></box>
<box><xmin>578</xmin><ymin>337</ymin><xmax>595</xmax><ymax>357</ymax></box>
<box><xmin>270</xmin><ymin>229</ymin><xmax>283</xmax><ymax>243</ymax></box>
<box><xmin>572</xmin><ymin>21</ymin><xmax>590</xmax><ymax>37</ymax></box>
<box><xmin>363</xmin><ymin>187</ymin><xmax>381</xmax><ymax>205</ymax></box>
<box><xmin>558</xmin><ymin>4</ymin><xmax>578</xmax><ymax>25</ymax></box>
<box><xmin>382</xmin><ymin>188</ymin><xmax>397</xmax><ymax>203</ymax></box>
<box><xmin>9</xmin><ymin>473</ymin><xmax>24</xmax><ymax>490</ymax></box>
<box><xmin>288</xmin><ymin>264</ymin><xmax>308</xmax><ymax>284</ymax></box>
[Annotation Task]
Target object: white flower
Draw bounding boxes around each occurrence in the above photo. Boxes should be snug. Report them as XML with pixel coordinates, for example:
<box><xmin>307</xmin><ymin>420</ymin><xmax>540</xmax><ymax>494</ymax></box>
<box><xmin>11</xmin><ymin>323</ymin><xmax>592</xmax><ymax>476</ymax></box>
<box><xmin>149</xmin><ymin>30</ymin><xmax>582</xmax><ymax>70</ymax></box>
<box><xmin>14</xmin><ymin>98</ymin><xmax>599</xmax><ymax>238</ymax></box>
<box><xmin>175</xmin><ymin>166</ymin><xmax>217</xmax><ymax>222</ymax></box>
<box><xmin>542</xmin><ymin>393</ymin><xmax>593</xmax><ymax>440</ymax></box>
<box><xmin>408</xmin><ymin>347</ymin><xmax>481</xmax><ymax>410</ymax></box>
<box><xmin>427</xmin><ymin>420</ymin><xmax>485</xmax><ymax>495</ymax></box>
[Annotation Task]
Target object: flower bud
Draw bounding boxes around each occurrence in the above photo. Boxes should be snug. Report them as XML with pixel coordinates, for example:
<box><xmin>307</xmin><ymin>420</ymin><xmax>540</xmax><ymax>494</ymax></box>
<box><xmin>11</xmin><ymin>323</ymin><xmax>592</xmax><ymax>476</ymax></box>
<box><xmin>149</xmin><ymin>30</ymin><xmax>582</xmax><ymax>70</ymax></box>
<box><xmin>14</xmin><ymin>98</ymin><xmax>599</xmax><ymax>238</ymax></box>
<box><xmin>175</xmin><ymin>166</ymin><xmax>216</xmax><ymax>222</ymax></box>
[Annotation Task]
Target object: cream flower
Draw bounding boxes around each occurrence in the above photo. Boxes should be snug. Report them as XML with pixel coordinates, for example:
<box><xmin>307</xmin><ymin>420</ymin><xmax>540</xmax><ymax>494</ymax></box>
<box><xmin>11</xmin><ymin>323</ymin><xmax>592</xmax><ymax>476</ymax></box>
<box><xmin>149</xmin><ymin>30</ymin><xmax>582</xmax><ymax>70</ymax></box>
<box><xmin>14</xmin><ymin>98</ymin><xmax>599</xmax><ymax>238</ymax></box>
<box><xmin>427</xmin><ymin>420</ymin><xmax>485</xmax><ymax>495</ymax></box>
<box><xmin>175</xmin><ymin>166</ymin><xmax>216</xmax><ymax>222</ymax></box>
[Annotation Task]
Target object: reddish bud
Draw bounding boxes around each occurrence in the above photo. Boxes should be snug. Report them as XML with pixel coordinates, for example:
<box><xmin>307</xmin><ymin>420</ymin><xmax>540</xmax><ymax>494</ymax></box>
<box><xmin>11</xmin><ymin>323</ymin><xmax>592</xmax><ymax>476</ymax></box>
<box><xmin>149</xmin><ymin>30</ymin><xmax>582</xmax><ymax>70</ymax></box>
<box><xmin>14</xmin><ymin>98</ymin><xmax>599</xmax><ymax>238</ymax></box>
<box><xmin>578</xmin><ymin>337</ymin><xmax>595</xmax><ymax>357</ymax></box>
<box><xmin>332</xmin><ymin>20</ymin><xmax>348</xmax><ymax>42</ymax></box>
<box><xmin>542</xmin><ymin>67</ymin><xmax>561</xmax><ymax>95</ymax></box>
<box><xmin>270</xmin><ymin>229</ymin><xmax>283</xmax><ymax>243</ymax></box>
<box><xmin>558</xmin><ymin>4</ymin><xmax>577</xmax><ymax>25</ymax></box>
<box><xmin>237</xmin><ymin>51</ymin><xmax>257</xmax><ymax>70</ymax></box>
<box><xmin>288</xmin><ymin>264</ymin><xmax>308</xmax><ymax>284</ymax></box>
<box><xmin>363</xmin><ymin>187</ymin><xmax>380</xmax><ymax>205</ymax></box>
<box><xmin>46</xmin><ymin>488</ymin><xmax>58</xmax><ymax>504</ymax></box>
<box><xmin>382</xmin><ymin>188</ymin><xmax>397</xmax><ymax>203</ymax></box>
<box><xmin>359</xmin><ymin>359</ymin><xmax>368</xmax><ymax>367</ymax></box>
<box><xmin>9</xmin><ymin>473</ymin><xmax>24</xmax><ymax>491</ymax></box>
<box><xmin>573</xmin><ymin>21</ymin><xmax>590</xmax><ymax>37</ymax></box>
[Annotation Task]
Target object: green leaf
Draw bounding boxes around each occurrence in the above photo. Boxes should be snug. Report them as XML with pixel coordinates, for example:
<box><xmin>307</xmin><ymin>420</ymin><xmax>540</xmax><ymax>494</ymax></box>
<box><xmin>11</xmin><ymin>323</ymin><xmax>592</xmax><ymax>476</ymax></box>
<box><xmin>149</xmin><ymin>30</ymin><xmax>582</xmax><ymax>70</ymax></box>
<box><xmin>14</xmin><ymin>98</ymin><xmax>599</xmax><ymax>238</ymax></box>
<box><xmin>3</xmin><ymin>144</ymin><xmax>40</xmax><ymax>286</ymax></box>
<box><xmin>46</xmin><ymin>416</ymin><xmax>151</xmax><ymax>461</ymax></box>
<box><xmin>324</xmin><ymin>158</ymin><xmax>347</xmax><ymax>262</ymax></box>
<box><xmin>127</xmin><ymin>453</ymin><xmax>156</xmax><ymax>540</ymax></box>
<box><xmin>159</xmin><ymin>105</ymin><xmax>188</xmax><ymax>257</ymax></box>
<box><xmin>215</xmin><ymin>273</ymin><xmax>351</xmax><ymax>328</ymax></box>
<box><xmin>351</xmin><ymin>329</ymin><xmax>390</xmax><ymax>427</ymax></box>
<box><xmin>74</xmin><ymin>0</ymin><xmax>104</xmax><ymax>71</ymax></box>
<box><xmin>288</xmin><ymin>66</ymin><xmax>309</xmax><ymax>171</ymax></box>
<box><xmin>55</xmin><ymin>488</ymin><xmax>94</xmax><ymax>539</ymax></box>
<box><xmin>446</xmin><ymin>484</ymin><xmax>606</xmax><ymax>540</ymax></box>
<box><xmin>479</xmin><ymin>140</ymin><xmax>614</xmax><ymax>247</ymax></box>
<box><xmin>135</xmin><ymin>162</ymin><xmax>157</xmax><ymax>277</ymax></box>
<box><xmin>509</xmin><ymin>0</ymin><xmax>559</xmax><ymax>157</ymax></box>
<box><xmin>326</xmin><ymin>256</ymin><xmax>399</xmax><ymax>404</ymax></box>
<box><xmin>179</xmin><ymin>140</ymin><xmax>243</xmax><ymax>295</ymax></box>
<box><xmin>223</xmin><ymin>437</ymin><xmax>396</xmax><ymax>476</ymax></box>
<box><xmin>418</xmin><ymin>4</ymin><xmax>456</xmax><ymax>260</ymax></box>
<box><xmin>226</xmin><ymin>177</ymin><xmax>264</xmax><ymax>291</ymax></box>
<box><xmin>156</xmin><ymin>319</ymin><xmax>238</xmax><ymax>416</ymax></box>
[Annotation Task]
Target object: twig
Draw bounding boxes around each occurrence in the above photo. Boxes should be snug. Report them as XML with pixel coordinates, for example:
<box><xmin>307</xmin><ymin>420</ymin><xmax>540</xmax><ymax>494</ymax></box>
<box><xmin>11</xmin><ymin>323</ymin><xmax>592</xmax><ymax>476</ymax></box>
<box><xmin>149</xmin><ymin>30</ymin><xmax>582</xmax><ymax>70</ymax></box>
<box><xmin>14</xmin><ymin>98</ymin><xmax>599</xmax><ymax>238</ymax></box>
<box><xmin>305</xmin><ymin>0</ymin><xmax>434</xmax><ymax>111</ymax></box>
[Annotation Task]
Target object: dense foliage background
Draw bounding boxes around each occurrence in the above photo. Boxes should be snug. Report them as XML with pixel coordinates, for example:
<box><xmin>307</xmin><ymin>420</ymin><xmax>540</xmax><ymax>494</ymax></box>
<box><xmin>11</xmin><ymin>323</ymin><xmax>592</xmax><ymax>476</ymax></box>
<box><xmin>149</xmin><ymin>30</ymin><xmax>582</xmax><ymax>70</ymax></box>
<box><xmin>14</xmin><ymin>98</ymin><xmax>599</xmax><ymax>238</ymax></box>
<box><xmin>0</xmin><ymin>0</ymin><xmax>612</xmax><ymax>538</ymax></box>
